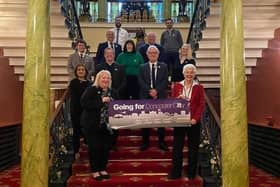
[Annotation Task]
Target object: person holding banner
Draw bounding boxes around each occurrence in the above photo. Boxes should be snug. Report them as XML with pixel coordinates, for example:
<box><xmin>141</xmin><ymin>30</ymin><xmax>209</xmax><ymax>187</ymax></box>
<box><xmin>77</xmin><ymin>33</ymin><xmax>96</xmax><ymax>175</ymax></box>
<box><xmin>80</xmin><ymin>70</ymin><xmax>118</xmax><ymax>181</ymax></box>
<box><xmin>168</xmin><ymin>64</ymin><xmax>205</xmax><ymax>180</ymax></box>
<box><xmin>138</xmin><ymin>45</ymin><xmax>169</xmax><ymax>151</ymax></box>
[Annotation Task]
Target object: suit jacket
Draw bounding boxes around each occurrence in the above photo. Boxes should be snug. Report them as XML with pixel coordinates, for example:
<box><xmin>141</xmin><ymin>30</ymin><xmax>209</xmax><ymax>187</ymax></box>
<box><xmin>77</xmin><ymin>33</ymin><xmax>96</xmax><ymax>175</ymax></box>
<box><xmin>68</xmin><ymin>52</ymin><xmax>95</xmax><ymax>80</ymax></box>
<box><xmin>178</xmin><ymin>81</ymin><xmax>205</xmax><ymax>122</ymax></box>
<box><xmin>138</xmin><ymin>62</ymin><xmax>168</xmax><ymax>99</ymax></box>
<box><xmin>139</xmin><ymin>43</ymin><xmax>166</xmax><ymax>63</ymax></box>
<box><xmin>95</xmin><ymin>62</ymin><xmax>126</xmax><ymax>99</ymax></box>
<box><xmin>95</xmin><ymin>42</ymin><xmax>122</xmax><ymax>65</ymax></box>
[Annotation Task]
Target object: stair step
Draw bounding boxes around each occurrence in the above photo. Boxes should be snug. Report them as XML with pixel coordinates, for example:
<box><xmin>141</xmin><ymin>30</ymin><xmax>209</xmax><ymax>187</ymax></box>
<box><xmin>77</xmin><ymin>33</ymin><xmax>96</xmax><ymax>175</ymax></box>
<box><xmin>19</xmin><ymin>75</ymin><xmax>69</xmax><ymax>83</ymax></box>
<box><xmin>9</xmin><ymin>57</ymin><xmax>68</xmax><ymax>66</ymax></box>
<box><xmin>202</xmin><ymin>28</ymin><xmax>275</xmax><ymax>39</ymax></box>
<box><xmin>196</xmin><ymin>58</ymin><xmax>257</xmax><ymax>67</ymax></box>
<box><xmin>79</xmin><ymin>147</ymin><xmax>186</xmax><ymax>160</ymax></box>
<box><xmin>72</xmin><ymin>160</ymin><xmax>180</xmax><ymax>175</ymax></box>
<box><xmin>0</xmin><ymin>27</ymin><xmax>69</xmax><ymax>38</ymax></box>
<box><xmin>196</xmin><ymin>49</ymin><xmax>262</xmax><ymax>58</ymax></box>
<box><xmin>3</xmin><ymin>48</ymin><xmax>73</xmax><ymax>58</ymax></box>
<box><xmin>67</xmin><ymin>175</ymin><xmax>203</xmax><ymax>187</ymax></box>
<box><xmin>14</xmin><ymin>66</ymin><xmax>68</xmax><ymax>75</ymax></box>
<box><xmin>199</xmin><ymin>39</ymin><xmax>268</xmax><ymax>49</ymax></box>
<box><xmin>0</xmin><ymin>38</ymin><xmax>71</xmax><ymax>48</ymax></box>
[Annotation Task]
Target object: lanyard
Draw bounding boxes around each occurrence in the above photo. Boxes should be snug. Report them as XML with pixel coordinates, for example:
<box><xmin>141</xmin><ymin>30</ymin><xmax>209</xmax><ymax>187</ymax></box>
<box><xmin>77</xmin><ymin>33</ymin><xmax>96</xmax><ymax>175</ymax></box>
<box><xmin>183</xmin><ymin>81</ymin><xmax>193</xmax><ymax>99</ymax></box>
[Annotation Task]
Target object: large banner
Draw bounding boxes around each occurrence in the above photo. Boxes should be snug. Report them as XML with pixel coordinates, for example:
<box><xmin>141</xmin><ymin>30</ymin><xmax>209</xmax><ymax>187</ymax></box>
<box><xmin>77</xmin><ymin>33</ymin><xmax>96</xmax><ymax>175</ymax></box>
<box><xmin>108</xmin><ymin>99</ymin><xmax>190</xmax><ymax>129</ymax></box>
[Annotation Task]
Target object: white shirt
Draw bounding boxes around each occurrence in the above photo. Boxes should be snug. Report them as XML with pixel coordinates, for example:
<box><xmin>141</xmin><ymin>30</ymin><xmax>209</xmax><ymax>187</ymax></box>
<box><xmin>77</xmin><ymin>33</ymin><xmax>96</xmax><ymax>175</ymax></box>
<box><xmin>110</xmin><ymin>27</ymin><xmax>128</xmax><ymax>49</ymax></box>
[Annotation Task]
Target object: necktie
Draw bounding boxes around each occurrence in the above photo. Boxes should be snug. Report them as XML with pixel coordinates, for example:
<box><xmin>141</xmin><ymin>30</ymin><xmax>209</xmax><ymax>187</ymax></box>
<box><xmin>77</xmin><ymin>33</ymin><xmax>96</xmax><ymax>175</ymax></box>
<box><xmin>110</xmin><ymin>42</ymin><xmax>113</xmax><ymax>48</ymax></box>
<box><xmin>116</xmin><ymin>28</ymin><xmax>120</xmax><ymax>44</ymax></box>
<box><xmin>80</xmin><ymin>54</ymin><xmax>83</xmax><ymax>59</ymax></box>
<box><xmin>152</xmin><ymin>64</ymin><xmax>156</xmax><ymax>89</ymax></box>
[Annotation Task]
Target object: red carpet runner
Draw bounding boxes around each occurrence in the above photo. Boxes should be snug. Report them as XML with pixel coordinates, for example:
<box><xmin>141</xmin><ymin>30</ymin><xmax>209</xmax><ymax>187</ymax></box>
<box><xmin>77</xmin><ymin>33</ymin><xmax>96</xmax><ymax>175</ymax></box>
<box><xmin>67</xmin><ymin>128</ymin><xmax>203</xmax><ymax>187</ymax></box>
<box><xmin>1</xmin><ymin>129</ymin><xmax>280</xmax><ymax>186</ymax></box>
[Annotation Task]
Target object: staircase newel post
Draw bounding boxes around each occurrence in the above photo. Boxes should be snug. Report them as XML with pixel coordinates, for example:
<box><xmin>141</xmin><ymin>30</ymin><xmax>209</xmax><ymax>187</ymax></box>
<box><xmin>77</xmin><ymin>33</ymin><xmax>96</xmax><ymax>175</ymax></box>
<box><xmin>21</xmin><ymin>0</ymin><xmax>50</xmax><ymax>186</ymax></box>
<box><xmin>220</xmin><ymin>0</ymin><xmax>249</xmax><ymax>186</ymax></box>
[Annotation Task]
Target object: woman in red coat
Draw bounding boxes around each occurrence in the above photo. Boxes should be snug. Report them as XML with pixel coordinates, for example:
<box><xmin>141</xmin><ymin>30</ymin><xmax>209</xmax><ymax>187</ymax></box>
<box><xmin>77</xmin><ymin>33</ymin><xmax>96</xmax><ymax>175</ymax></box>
<box><xmin>168</xmin><ymin>64</ymin><xmax>205</xmax><ymax>180</ymax></box>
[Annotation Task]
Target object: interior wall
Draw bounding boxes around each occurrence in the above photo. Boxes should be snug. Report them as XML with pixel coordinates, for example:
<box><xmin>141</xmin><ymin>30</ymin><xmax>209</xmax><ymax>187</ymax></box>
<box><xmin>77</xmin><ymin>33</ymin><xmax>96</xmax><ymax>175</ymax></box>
<box><xmin>81</xmin><ymin>22</ymin><xmax>189</xmax><ymax>54</ymax></box>
<box><xmin>0</xmin><ymin>56</ymin><xmax>23</xmax><ymax>127</ymax></box>
<box><xmin>246</xmin><ymin>48</ymin><xmax>280</xmax><ymax>128</ymax></box>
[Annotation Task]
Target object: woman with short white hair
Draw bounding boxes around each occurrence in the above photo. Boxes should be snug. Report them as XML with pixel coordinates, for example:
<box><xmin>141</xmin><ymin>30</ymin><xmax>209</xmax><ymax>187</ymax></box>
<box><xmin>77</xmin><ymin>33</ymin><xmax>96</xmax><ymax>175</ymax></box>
<box><xmin>169</xmin><ymin>63</ymin><xmax>205</xmax><ymax>180</ymax></box>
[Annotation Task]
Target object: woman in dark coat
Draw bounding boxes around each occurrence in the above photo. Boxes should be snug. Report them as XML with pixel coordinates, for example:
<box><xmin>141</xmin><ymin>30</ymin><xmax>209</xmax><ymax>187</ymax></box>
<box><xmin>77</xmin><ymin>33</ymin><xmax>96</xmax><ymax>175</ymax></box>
<box><xmin>172</xmin><ymin>43</ymin><xmax>196</xmax><ymax>82</ymax></box>
<box><xmin>80</xmin><ymin>70</ymin><xmax>118</xmax><ymax>181</ymax></box>
<box><xmin>69</xmin><ymin>64</ymin><xmax>91</xmax><ymax>160</ymax></box>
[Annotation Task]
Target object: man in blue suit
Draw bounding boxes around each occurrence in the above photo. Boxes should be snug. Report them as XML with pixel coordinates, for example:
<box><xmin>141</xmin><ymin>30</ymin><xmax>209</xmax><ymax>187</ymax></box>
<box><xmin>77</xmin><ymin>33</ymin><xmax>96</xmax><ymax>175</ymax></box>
<box><xmin>95</xmin><ymin>30</ymin><xmax>122</xmax><ymax>65</ymax></box>
<box><xmin>138</xmin><ymin>45</ymin><xmax>169</xmax><ymax>151</ymax></box>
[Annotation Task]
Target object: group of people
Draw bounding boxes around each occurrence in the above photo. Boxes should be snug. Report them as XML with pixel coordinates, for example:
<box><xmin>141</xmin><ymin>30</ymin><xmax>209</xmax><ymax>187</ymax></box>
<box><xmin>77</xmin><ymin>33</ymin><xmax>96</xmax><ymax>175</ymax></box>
<box><xmin>67</xmin><ymin>16</ymin><xmax>205</xmax><ymax>181</ymax></box>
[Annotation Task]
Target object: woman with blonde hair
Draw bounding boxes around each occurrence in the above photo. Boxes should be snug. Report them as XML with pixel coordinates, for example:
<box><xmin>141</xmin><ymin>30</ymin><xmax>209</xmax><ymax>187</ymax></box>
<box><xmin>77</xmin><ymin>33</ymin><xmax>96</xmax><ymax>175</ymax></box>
<box><xmin>172</xmin><ymin>43</ymin><xmax>196</xmax><ymax>82</ymax></box>
<box><xmin>81</xmin><ymin>70</ymin><xmax>118</xmax><ymax>181</ymax></box>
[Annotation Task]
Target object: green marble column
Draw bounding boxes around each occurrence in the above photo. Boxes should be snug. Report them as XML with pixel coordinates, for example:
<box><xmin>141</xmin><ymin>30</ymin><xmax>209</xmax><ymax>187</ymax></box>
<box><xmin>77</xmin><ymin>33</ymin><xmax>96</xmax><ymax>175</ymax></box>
<box><xmin>97</xmin><ymin>0</ymin><xmax>107</xmax><ymax>22</ymax></box>
<box><xmin>163</xmin><ymin>0</ymin><xmax>172</xmax><ymax>21</ymax></box>
<box><xmin>21</xmin><ymin>0</ymin><xmax>50</xmax><ymax>187</ymax></box>
<box><xmin>220</xmin><ymin>0</ymin><xmax>249</xmax><ymax>186</ymax></box>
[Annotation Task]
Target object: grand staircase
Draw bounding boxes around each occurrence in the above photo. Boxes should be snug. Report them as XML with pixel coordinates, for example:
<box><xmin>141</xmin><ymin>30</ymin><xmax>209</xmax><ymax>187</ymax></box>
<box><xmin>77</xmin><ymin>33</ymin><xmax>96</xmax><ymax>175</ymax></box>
<box><xmin>67</xmin><ymin>128</ymin><xmax>203</xmax><ymax>187</ymax></box>
<box><xmin>1</xmin><ymin>0</ymin><xmax>280</xmax><ymax>89</ymax></box>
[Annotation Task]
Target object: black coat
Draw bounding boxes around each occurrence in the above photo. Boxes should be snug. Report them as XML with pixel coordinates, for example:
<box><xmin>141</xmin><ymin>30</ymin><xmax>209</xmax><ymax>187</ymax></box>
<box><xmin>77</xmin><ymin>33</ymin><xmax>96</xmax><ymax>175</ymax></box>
<box><xmin>80</xmin><ymin>86</ymin><xmax>118</xmax><ymax>132</ymax></box>
<box><xmin>95</xmin><ymin>42</ymin><xmax>122</xmax><ymax>65</ymax></box>
<box><xmin>95</xmin><ymin>62</ymin><xmax>127</xmax><ymax>99</ymax></box>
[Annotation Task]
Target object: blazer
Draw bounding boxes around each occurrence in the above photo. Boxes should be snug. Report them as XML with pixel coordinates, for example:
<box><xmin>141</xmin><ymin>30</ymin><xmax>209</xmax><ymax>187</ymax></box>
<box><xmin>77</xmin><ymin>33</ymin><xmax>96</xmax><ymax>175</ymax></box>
<box><xmin>178</xmin><ymin>81</ymin><xmax>205</xmax><ymax>122</ymax></box>
<box><xmin>68</xmin><ymin>52</ymin><xmax>95</xmax><ymax>80</ymax></box>
<box><xmin>138</xmin><ymin>62</ymin><xmax>168</xmax><ymax>99</ymax></box>
<box><xmin>95</xmin><ymin>42</ymin><xmax>122</xmax><ymax>65</ymax></box>
<box><xmin>95</xmin><ymin>62</ymin><xmax>127</xmax><ymax>99</ymax></box>
<box><xmin>80</xmin><ymin>86</ymin><xmax>118</xmax><ymax>132</ymax></box>
<box><xmin>139</xmin><ymin>43</ymin><xmax>166</xmax><ymax>63</ymax></box>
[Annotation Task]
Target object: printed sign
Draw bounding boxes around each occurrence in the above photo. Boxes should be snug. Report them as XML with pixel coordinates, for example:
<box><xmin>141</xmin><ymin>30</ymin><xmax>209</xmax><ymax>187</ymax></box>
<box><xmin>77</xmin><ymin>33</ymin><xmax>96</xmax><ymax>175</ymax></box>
<box><xmin>108</xmin><ymin>99</ymin><xmax>190</xmax><ymax>129</ymax></box>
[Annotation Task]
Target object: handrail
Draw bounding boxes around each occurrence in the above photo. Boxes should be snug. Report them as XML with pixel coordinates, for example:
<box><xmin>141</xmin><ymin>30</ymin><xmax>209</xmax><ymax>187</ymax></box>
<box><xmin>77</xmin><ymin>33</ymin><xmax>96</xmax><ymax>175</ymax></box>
<box><xmin>186</xmin><ymin>0</ymin><xmax>211</xmax><ymax>57</ymax></box>
<box><xmin>204</xmin><ymin>93</ymin><xmax>221</xmax><ymax>127</ymax></box>
<box><xmin>200</xmin><ymin>92</ymin><xmax>222</xmax><ymax>185</ymax></box>
<box><xmin>60</xmin><ymin>0</ymin><xmax>84</xmax><ymax>48</ymax></box>
<box><xmin>49</xmin><ymin>88</ymin><xmax>73</xmax><ymax>185</ymax></box>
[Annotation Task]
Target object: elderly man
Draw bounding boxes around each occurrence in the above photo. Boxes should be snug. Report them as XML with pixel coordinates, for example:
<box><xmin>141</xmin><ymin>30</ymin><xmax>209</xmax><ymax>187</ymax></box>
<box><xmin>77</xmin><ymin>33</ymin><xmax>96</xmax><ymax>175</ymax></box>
<box><xmin>68</xmin><ymin>39</ymin><xmax>95</xmax><ymax>80</ymax></box>
<box><xmin>138</xmin><ymin>45</ymin><xmax>169</xmax><ymax>151</ymax></box>
<box><xmin>95</xmin><ymin>48</ymin><xmax>126</xmax><ymax>150</ymax></box>
<box><xmin>139</xmin><ymin>32</ymin><xmax>165</xmax><ymax>63</ymax></box>
<box><xmin>95</xmin><ymin>30</ymin><xmax>122</xmax><ymax>65</ymax></box>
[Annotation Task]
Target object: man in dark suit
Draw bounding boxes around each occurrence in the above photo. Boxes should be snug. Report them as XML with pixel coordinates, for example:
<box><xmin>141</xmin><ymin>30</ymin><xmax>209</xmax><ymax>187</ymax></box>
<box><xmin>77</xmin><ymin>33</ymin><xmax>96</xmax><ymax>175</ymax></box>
<box><xmin>138</xmin><ymin>45</ymin><xmax>169</xmax><ymax>151</ymax></box>
<box><xmin>68</xmin><ymin>39</ymin><xmax>95</xmax><ymax>80</ymax></box>
<box><xmin>95</xmin><ymin>47</ymin><xmax>126</xmax><ymax>150</ymax></box>
<box><xmin>139</xmin><ymin>32</ymin><xmax>165</xmax><ymax>63</ymax></box>
<box><xmin>95</xmin><ymin>30</ymin><xmax>122</xmax><ymax>65</ymax></box>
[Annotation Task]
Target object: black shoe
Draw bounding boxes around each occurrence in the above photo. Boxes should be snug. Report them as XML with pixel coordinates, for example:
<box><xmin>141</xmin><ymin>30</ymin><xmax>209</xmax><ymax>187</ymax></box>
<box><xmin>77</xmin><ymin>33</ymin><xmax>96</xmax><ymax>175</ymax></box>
<box><xmin>167</xmin><ymin>172</ymin><xmax>181</xmax><ymax>179</ymax></box>
<box><xmin>159</xmin><ymin>142</ymin><xmax>169</xmax><ymax>151</ymax></box>
<box><xmin>140</xmin><ymin>144</ymin><xmax>149</xmax><ymax>151</ymax></box>
<box><xmin>92</xmin><ymin>173</ymin><xmax>103</xmax><ymax>181</ymax></box>
<box><xmin>99</xmin><ymin>171</ymin><xmax>110</xmax><ymax>179</ymax></box>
